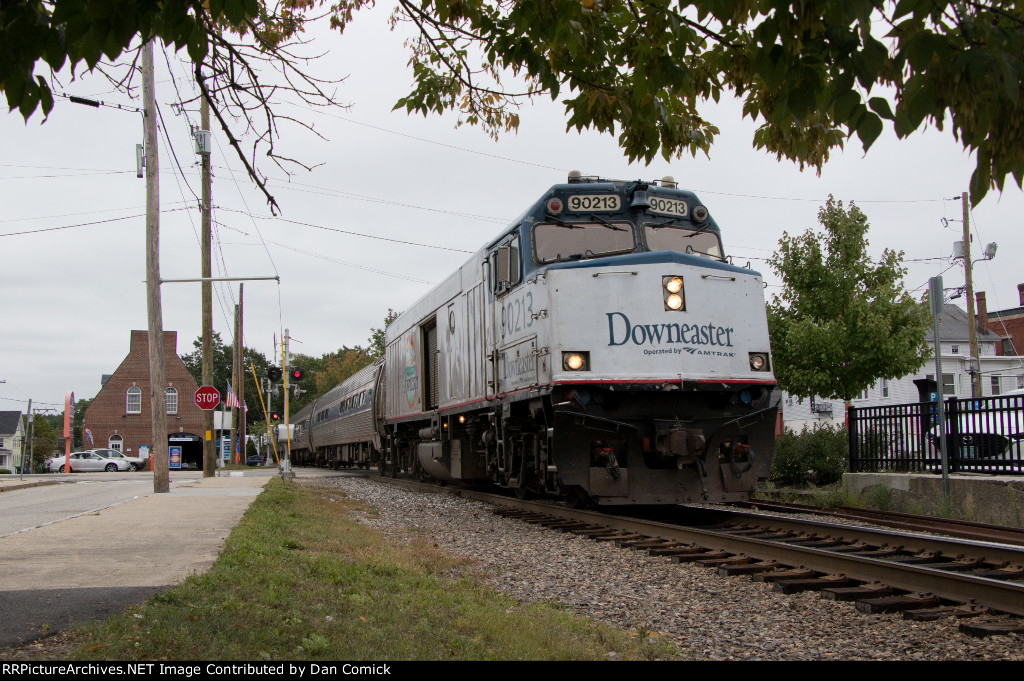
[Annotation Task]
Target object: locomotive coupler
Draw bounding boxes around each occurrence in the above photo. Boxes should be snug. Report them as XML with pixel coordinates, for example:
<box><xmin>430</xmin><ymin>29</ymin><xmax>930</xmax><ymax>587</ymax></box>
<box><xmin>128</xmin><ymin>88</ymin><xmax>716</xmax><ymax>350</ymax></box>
<box><xmin>655</xmin><ymin>420</ymin><xmax>707</xmax><ymax>466</ymax></box>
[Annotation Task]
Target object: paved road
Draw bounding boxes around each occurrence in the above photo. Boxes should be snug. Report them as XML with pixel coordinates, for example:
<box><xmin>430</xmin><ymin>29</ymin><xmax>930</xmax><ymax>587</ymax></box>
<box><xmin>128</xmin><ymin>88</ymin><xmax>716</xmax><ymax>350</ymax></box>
<box><xmin>0</xmin><ymin>473</ymin><xmax>186</xmax><ymax>538</ymax></box>
<box><xmin>0</xmin><ymin>471</ymin><xmax>273</xmax><ymax>649</ymax></box>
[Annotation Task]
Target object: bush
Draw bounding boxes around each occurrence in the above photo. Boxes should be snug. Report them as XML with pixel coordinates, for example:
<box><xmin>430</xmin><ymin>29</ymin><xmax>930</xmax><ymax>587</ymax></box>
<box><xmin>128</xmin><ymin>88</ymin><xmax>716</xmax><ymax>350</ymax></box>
<box><xmin>770</xmin><ymin>424</ymin><xmax>848</xmax><ymax>486</ymax></box>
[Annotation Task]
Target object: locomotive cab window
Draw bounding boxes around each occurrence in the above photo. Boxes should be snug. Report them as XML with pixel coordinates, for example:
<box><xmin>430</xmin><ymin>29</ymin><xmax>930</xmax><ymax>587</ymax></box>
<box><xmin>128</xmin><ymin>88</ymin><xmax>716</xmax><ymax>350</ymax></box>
<box><xmin>643</xmin><ymin>222</ymin><xmax>723</xmax><ymax>260</ymax></box>
<box><xmin>491</xmin><ymin>236</ymin><xmax>521</xmax><ymax>296</ymax></box>
<box><xmin>532</xmin><ymin>221</ymin><xmax>636</xmax><ymax>264</ymax></box>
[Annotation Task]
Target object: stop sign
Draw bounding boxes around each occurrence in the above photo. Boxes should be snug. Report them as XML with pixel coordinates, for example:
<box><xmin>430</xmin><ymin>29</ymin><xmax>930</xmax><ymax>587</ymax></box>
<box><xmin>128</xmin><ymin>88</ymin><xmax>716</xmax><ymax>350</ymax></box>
<box><xmin>195</xmin><ymin>386</ymin><xmax>220</xmax><ymax>410</ymax></box>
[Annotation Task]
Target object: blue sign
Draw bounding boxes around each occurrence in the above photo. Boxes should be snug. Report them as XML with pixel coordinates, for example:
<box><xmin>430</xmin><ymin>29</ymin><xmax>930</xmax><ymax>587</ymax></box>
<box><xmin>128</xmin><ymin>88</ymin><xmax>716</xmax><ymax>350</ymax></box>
<box><xmin>169</xmin><ymin>445</ymin><xmax>182</xmax><ymax>470</ymax></box>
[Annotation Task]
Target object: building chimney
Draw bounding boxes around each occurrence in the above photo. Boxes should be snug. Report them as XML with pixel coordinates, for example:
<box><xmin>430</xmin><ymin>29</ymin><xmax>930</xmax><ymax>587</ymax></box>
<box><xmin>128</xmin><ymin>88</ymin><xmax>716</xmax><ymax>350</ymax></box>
<box><xmin>976</xmin><ymin>291</ymin><xmax>988</xmax><ymax>330</ymax></box>
<box><xmin>1019</xmin><ymin>283</ymin><xmax>1024</xmax><ymax>306</ymax></box>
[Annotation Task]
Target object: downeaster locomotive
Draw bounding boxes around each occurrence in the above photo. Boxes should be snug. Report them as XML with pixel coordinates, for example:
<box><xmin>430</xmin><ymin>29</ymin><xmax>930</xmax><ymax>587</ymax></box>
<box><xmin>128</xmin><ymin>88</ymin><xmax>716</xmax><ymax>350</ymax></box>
<box><xmin>291</xmin><ymin>172</ymin><xmax>778</xmax><ymax>505</ymax></box>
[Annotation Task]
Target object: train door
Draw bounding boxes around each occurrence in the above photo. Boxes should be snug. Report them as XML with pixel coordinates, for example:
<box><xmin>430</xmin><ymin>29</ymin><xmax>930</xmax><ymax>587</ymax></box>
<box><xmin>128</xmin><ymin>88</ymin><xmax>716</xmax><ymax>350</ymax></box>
<box><xmin>485</xmin><ymin>234</ymin><xmax>522</xmax><ymax>399</ymax></box>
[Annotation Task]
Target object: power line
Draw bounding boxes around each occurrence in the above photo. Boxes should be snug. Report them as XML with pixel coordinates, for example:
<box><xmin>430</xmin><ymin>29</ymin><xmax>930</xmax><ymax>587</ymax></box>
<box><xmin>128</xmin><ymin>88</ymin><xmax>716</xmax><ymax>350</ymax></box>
<box><xmin>216</xmin><ymin>207</ymin><xmax>474</xmax><ymax>254</ymax></box>
<box><xmin>0</xmin><ymin>208</ymin><xmax>191</xmax><ymax>237</ymax></box>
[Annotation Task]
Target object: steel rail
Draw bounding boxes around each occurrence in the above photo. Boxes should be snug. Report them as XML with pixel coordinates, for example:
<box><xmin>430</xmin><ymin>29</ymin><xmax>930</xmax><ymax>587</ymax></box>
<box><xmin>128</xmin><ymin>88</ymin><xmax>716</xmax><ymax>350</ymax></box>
<box><xmin>690</xmin><ymin>507</ymin><xmax>1024</xmax><ymax>566</ymax></box>
<box><xmin>452</xmin><ymin>489</ymin><xmax>1024</xmax><ymax>617</ymax></box>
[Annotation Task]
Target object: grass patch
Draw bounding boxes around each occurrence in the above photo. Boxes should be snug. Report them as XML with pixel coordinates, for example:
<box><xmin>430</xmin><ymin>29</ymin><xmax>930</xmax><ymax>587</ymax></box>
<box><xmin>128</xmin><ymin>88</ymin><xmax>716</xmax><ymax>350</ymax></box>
<box><xmin>754</xmin><ymin>482</ymin><xmax>859</xmax><ymax>509</ymax></box>
<box><xmin>52</xmin><ymin>479</ymin><xmax>680</xmax><ymax>661</ymax></box>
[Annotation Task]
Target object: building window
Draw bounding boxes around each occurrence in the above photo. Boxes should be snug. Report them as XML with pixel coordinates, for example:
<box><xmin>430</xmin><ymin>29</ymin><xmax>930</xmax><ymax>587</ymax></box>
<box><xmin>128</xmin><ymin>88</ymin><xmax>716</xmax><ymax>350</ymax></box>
<box><xmin>109</xmin><ymin>434</ymin><xmax>123</xmax><ymax>452</ymax></box>
<box><xmin>991</xmin><ymin>376</ymin><xmax>1002</xmax><ymax>396</ymax></box>
<box><xmin>882</xmin><ymin>379</ymin><xmax>889</xmax><ymax>398</ymax></box>
<box><xmin>856</xmin><ymin>388</ymin><xmax>869</xmax><ymax>401</ymax></box>
<box><xmin>951</xmin><ymin>344</ymin><xmax>960</xmax><ymax>354</ymax></box>
<box><xmin>166</xmin><ymin>387</ymin><xmax>178</xmax><ymax>415</ymax></box>
<box><xmin>126</xmin><ymin>386</ymin><xmax>142</xmax><ymax>414</ymax></box>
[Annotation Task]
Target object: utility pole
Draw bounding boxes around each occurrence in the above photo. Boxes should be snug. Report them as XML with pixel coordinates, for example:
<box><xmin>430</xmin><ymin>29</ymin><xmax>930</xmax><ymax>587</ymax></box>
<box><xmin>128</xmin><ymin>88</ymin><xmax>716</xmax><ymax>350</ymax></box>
<box><xmin>238</xmin><ymin>283</ymin><xmax>245</xmax><ymax>462</ymax></box>
<box><xmin>200</xmin><ymin>93</ymin><xmax>215</xmax><ymax>477</ymax></box>
<box><xmin>143</xmin><ymin>39</ymin><xmax>169</xmax><ymax>493</ymax></box>
<box><xmin>230</xmin><ymin>303</ymin><xmax>239</xmax><ymax>464</ymax></box>
<box><xmin>283</xmin><ymin>329</ymin><xmax>293</xmax><ymax>476</ymax></box>
<box><xmin>20</xmin><ymin>399</ymin><xmax>31</xmax><ymax>480</ymax></box>
<box><xmin>961</xmin><ymin>191</ymin><xmax>982</xmax><ymax>399</ymax></box>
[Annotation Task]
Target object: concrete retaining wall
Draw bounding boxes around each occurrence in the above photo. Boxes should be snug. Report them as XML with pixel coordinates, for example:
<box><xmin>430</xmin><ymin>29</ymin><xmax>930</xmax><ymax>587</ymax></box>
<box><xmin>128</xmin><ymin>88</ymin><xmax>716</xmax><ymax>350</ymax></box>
<box><xmin>844</xmin><ymin>473</ymin><xmax>1024</xmax><ymax>528</ymax></box>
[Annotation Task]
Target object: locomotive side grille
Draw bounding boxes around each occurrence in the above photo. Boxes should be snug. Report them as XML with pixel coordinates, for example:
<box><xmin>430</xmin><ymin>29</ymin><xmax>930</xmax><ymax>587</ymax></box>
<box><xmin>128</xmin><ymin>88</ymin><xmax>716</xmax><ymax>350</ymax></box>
<box><xmin>424</xmin><ymin>320</ymin><xmax>438</xmax><ymax>410</ymax></box>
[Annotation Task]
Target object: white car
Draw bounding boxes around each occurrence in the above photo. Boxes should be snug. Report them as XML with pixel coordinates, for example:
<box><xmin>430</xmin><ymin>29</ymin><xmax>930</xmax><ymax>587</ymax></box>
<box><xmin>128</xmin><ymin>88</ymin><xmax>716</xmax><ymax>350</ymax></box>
<box><xmin>47</xmin><ymin>451</ymin><xmax>133</xmax><ymax>473</ymax></box>
<box><xmin>90</xmin><ymin>448</ymin><xmax>145</xmax><ymax>471</ymax></box>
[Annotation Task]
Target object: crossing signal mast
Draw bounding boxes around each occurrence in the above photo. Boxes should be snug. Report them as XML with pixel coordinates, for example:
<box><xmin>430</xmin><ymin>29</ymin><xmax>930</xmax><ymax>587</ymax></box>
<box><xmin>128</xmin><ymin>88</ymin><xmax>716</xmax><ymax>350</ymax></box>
<box><xmin>265</xmin><ymin>330</ymin><xmax>304</xmax><ymax>479</ymax></box>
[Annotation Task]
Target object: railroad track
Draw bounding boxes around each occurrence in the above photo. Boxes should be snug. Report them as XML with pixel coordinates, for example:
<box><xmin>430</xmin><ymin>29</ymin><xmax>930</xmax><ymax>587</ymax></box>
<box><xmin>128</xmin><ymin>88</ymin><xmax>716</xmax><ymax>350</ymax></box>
<box><xmin>730</xmin><ymin>499</ymin><xmax>1024</xmax><ymax>547</ymax></box>
<box><xmin>442</xmin><ymin>489</ymin><xmax>1024</xmax><ymax>635</ymax></box>
<box><xmin>330</xmin><ymin>471</ymin><xmax>1024</xmax><ymax>635</ymax></box>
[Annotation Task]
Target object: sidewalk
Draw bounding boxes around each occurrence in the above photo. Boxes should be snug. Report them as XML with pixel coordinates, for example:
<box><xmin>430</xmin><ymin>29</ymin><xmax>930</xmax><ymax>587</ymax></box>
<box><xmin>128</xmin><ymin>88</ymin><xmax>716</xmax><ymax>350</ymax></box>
<box><xmin>0</xmin><ymin>472</ymin><xmax>271</xmax><ymax>649</ymax></box>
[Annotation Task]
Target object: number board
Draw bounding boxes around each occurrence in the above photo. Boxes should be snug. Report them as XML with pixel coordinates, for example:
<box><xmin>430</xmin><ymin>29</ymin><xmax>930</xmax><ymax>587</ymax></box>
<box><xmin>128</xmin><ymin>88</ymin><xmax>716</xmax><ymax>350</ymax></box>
<box><xmin>566</xmin><ymin>194</ymin><xmax>621</xmax><ymax>212</ymax></box>
<box><xmin>648</xmin><ymin>196</ymin><xmax>689</xmax><ymax>217</ymax></box>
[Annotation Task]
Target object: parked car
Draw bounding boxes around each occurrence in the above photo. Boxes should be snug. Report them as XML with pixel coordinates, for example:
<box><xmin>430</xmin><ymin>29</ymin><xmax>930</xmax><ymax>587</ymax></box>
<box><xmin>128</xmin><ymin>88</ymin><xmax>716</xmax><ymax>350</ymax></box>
<box><xmin>90</xmin><ymin>448</ymin><xmax>145</xmax><ymax>471</ymax></box>
<box><xmin>246</xmin><ymin>453</ymin><xmax>265</xmax><ymax>466</ymax></box>
<box><xmin>47</xmin><ymin>450</ymin><xmax>133</xmax><ymax>473</ymax></box>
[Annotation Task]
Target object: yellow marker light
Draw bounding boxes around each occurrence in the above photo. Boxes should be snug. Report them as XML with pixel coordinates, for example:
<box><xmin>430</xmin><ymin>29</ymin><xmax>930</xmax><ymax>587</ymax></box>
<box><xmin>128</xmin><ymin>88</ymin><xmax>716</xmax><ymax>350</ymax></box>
<box><xmin>665</xmin><ymin>276</ymin><xmax>683</xmax><ymax>294</ymax></box>
<box><xmin>566</xmin><ymin>354</ymin><xmax>584</xmax><ymax>370</ymax></box>
<box><xmin>665</xmin><ymin>293</ymin><xmax>683</xmax><ymax>310</ymax></box>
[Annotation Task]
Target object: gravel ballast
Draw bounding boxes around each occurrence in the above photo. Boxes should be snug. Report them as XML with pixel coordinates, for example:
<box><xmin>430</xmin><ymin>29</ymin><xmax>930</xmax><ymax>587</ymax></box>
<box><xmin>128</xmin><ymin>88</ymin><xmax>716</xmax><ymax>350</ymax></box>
<box><xmin>303</xmin><ymin>473</ymin><xmax>1024</xmax><ymax>661</ymax></box>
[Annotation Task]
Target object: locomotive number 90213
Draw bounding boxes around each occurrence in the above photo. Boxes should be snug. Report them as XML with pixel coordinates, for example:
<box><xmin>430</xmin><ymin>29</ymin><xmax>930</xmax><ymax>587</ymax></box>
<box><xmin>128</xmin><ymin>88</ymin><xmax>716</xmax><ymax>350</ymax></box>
<box><xmin>567</xmin><ymin>194</ymin><xmax>621</xmax><ymax>212</ymax></box>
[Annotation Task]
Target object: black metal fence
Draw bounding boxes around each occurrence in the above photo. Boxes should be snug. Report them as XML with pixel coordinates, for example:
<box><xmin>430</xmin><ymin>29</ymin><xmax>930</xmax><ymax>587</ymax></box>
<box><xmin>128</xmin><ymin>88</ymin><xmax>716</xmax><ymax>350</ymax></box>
<box><xmin>848</xmin><ymin>394</ymin><xmax>1024</xmax><ymax>474</ymax></box>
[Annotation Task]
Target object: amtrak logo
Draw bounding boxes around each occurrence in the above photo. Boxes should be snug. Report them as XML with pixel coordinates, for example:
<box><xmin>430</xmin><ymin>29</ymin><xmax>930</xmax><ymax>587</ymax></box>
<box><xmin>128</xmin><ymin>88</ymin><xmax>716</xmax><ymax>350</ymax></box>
<box><xmin>607</xmin><ymin>312</ymin><xmax>736</xmax><ymax>350</ymax></box>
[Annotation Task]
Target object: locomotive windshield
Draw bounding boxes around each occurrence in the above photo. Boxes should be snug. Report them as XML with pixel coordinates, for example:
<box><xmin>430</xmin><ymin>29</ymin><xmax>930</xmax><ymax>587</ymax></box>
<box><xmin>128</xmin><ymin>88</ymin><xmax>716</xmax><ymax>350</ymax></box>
<box><xmin>643</xmin><ymin>222</ymin><xmax>724</xmax><ymax>260</ymax></box>
<box><xmin>532</xmin><ymin>221</ymin><xmax>636</xmax><ymax>264</ymax></box>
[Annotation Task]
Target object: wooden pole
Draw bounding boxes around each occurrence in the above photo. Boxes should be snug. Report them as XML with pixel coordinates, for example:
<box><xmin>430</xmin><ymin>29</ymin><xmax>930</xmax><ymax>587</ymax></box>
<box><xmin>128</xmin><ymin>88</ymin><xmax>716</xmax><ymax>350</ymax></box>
<box><xmin>143</xmin><ymin>39</ymin><xmax>169</xmax><ymax>493</ymax></box>
<box><xmin>239</xmin><ymin>283</ymin><xmax>245</xmax><ymax>463</ymax></box>
<box><xmin>231</xmin><ymin>303</ymin><xmax>239</xmax><ymax>464</ymax></box>
<box><xmin>201</xmin><ymin>93</ymin><xmax>215</xmax><ymax>476</ymax></box>
<box><xmin>962</xmin><ymin>191</ymin><xmax>981</xmax><ymax>399</ymax></box>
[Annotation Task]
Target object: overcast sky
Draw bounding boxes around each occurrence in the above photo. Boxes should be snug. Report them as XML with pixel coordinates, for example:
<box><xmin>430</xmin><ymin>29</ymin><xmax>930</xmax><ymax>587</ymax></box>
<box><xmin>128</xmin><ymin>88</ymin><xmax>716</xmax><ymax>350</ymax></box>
<box><xmin>3</xmin><ymin>9</ymin><xmax>1023</xmax><ymax>415</ymax></box>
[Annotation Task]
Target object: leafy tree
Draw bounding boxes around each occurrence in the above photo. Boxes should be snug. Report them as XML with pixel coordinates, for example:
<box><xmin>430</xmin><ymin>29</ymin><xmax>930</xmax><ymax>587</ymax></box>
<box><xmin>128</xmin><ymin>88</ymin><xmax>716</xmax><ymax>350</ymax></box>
<box><xmin>328</xmin><ymin>0</ymin><xmax>1024</xmax><ymax>205</ymax></box>
<box><xmin>6</xmin><ymin>2</ymin><xmax>1024</xmax><ymax>204</ymax></box>
<box><xmin>2</xmin><ymin>0</ymin><xmax>339</xmax><ymax>211</ymax></box>
<box><xmin>27</xmin><ymin>416</ymin><xmax>59</xmax><ymax>470</ymax></box>
<box><xmin>367</xmin><ymin>308</ymin><xmax>399</xmax><ymax>360</ymax></box>
<box><xmin>312</xmin><ymin>347</ymin><xmax>375</xmax><ymax>395</ymax></box>
<box><xmin>181</xmin><ymin>332</ymin><xmax>271</xmax><ymax>421</ymax></box>
<box><xmin>767</xmin><ymin>196</ymin><xmax>930</xmax><ymax>403</ymax></box>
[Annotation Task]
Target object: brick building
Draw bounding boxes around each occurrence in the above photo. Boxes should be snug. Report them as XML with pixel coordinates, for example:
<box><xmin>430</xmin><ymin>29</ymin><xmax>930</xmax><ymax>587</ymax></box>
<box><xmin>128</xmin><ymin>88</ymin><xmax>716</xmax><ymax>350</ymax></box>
<box><xmin>977</xmin><ymin>285</ymin><xmax>1024</xmax><ymax>358</ymax></box>
<box><xmin>83</xmin><ymin>330</ymin><xmax>205</xmax><ymax>468</ymax></box>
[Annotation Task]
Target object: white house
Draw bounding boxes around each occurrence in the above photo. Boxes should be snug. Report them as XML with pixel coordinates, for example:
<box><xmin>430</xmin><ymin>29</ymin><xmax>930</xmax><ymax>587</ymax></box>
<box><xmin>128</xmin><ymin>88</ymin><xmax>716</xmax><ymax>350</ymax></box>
<box><xmin>0</xmin><ymin>411</ymin><xmax>25</xmax><ymax>473</ymax></box>
<box><xmin>782</xmin><ymin>303</ymin><xmax>1024</xmax><ymax>431</ymax></box>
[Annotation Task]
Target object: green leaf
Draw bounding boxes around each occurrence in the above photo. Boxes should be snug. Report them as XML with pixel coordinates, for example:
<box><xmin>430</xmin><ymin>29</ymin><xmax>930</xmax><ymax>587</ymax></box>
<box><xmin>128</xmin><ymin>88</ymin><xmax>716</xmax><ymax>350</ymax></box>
<box><xmin>833</xmin><ymin>90</ymin><xmax>861</xmax><ymax>123</ymax></box>
<box><xmin>856</xmin><ymin>112</ymin><xmax>883</xmax><ymax>151</ymax></box>
<box><xmin>868</xmin><ymin>97</ymin><xmax>894</xmax><ymax>120</ymax></box>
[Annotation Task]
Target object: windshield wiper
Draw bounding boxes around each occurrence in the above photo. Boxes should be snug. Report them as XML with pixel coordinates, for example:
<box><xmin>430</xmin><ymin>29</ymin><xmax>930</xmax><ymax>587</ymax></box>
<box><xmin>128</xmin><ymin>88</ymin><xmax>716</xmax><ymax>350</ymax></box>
<box><xmin>649</xmin><ymin>217</ymin><xmax>710</xmax><ymax>238</ymax></box>
<box><xmin>589</xmin><ymin>214</ymin><xmax>627</xmax><ymax>231</ymax></box>
<box><xmin>546</xmin><ymin>216</ymin><xmax>580</xmax><ymax>228</ymax></box>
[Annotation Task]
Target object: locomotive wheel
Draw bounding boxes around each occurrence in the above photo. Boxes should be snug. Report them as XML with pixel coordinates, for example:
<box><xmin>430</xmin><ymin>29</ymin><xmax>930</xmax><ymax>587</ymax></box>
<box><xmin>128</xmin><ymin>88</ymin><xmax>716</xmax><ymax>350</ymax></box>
<box><xmin>562</xmin><ymin>486</ymin><xmax>590</xmax><ymax>509</ymax></box>
<box><xmin>513</xmin><ymin>485</ymin><xmax>531</xmax><ymax>500</ymax></box>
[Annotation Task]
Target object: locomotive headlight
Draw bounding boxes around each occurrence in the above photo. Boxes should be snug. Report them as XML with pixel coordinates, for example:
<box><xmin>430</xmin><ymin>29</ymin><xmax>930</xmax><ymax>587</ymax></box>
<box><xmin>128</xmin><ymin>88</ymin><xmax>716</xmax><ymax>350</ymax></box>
<box><xmin>562</xmin><ymin>351</ymin><xmax>590</xmax><ymax>371</ymax></box>
<box><xmin>662</xmin><ymin>276</ymin><xmax>685</xmax><ymax>311</ymax></box>
<box><xmin>749</xmin><ymin>352</ymin><xmax>770</xmax><ymax>372</ymax></box>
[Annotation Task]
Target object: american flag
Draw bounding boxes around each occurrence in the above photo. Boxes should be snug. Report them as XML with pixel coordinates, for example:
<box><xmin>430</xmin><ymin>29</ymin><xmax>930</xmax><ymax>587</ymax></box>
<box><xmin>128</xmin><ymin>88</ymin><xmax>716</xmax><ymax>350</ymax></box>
<box><xmin>84</xmin><ymin>428</ymin><xmax>93</xmax><ymax>445</ymax></box>
<box><xmin>225</xmin><ymin>381</ymin><xmax>241</xmax><ymax>409</ymax></box>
